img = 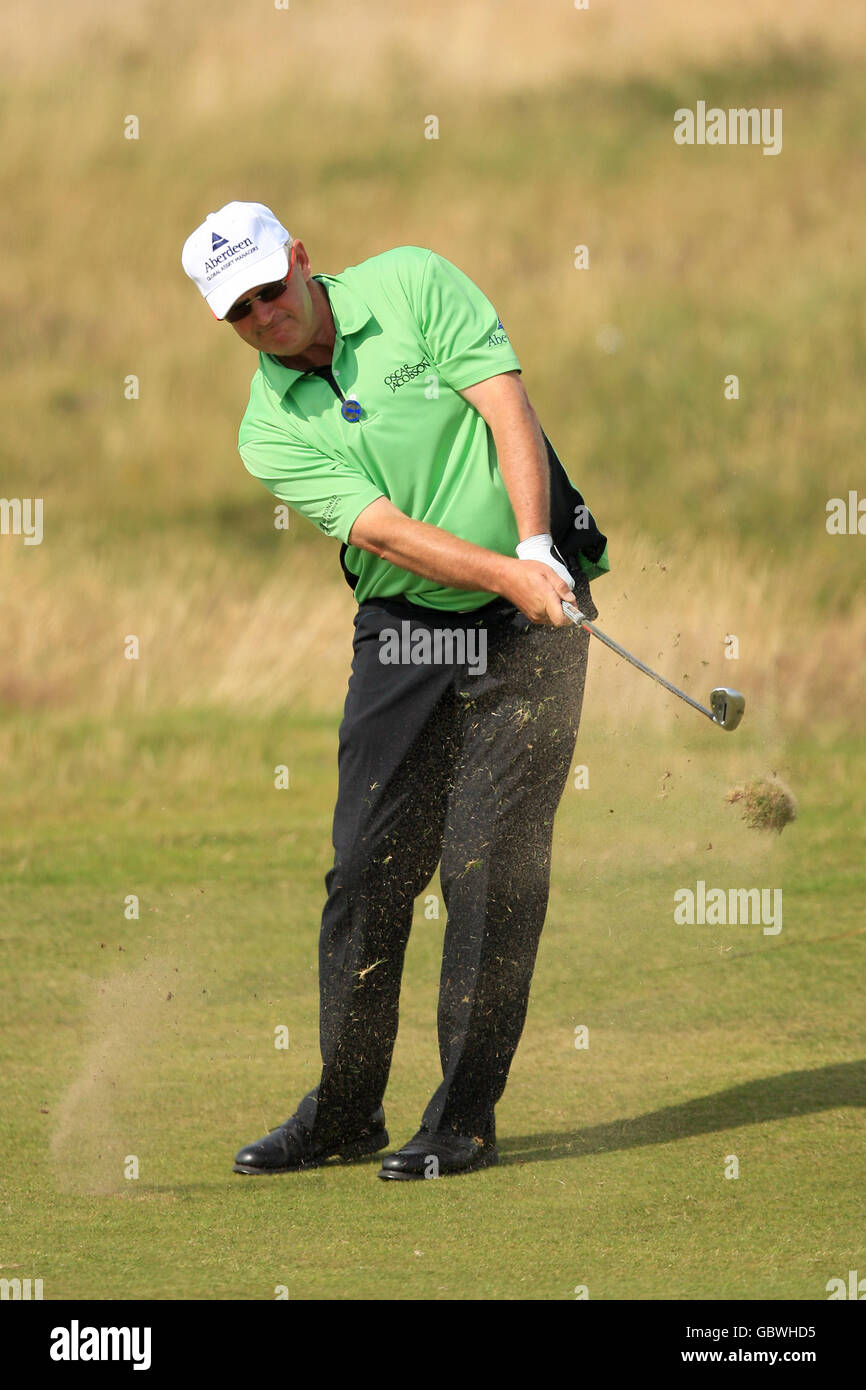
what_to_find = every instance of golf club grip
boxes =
[561,602,714,721]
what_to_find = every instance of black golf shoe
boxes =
[233,1105,388,1174]
[378,1127,498,1181]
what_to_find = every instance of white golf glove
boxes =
[515,532,575,589]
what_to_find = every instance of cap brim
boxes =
[207,244,290,320]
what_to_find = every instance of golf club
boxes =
[561,601,745,732]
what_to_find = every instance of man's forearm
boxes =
[349,500,512,597]
[348,492,575,624]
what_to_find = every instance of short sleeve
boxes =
[239,424,385,543]
[416,251,522,389]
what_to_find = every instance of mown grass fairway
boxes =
[2,709,862,1300]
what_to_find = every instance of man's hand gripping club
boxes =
[504,532,577,626]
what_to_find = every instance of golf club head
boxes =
[710,688,745,731]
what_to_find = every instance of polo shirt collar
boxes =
[259,273,373,395]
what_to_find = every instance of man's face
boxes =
[226,240,317,355]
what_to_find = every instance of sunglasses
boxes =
[223,243,296,322]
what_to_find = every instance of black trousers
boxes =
[299,577,597,1146]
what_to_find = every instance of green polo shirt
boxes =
[238,246,603,611]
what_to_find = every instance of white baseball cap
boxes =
[182,201,293,320]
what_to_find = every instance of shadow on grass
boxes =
[501,1059,866,1166]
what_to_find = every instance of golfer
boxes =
[182,201,609,1179]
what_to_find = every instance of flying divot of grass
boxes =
[725,774,798,833]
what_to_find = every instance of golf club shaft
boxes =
[561,602,715,723]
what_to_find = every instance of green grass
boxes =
[1,710,862,1300]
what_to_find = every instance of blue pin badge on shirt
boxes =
[341,399,362,422]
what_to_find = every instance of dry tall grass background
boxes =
[2,0,865,733]
[3,1,864,89]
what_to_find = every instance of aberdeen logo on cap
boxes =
[211,232,228,250]
[203,236,256,277]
